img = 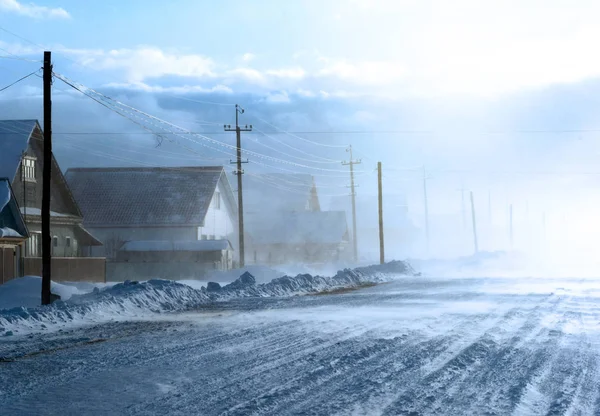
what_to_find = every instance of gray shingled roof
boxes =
[243,174,314,214]
[0,120,37,181]
[246,210,349,245]
[65,167,225,227]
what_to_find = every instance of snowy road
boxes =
[2,274,600,415]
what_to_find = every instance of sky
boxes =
[2,0,600,260]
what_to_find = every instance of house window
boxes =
[66,236,71,248]
[22,157,36,181]
[213,192,220,209]
[27,233,41,257]
[201,234,208,240]
[53,236,58,247]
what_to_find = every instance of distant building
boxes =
[244,174,320,214]
[243,173,351,265]
[328,193,419,259]
[0,178,29,284]
[0,120,105,283]
[65,166,238,281]
[246,210,350,265]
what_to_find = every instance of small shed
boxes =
[0,178,29,284]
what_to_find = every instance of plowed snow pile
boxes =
[0,261,414,334]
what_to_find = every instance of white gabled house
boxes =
[65,166,238,281]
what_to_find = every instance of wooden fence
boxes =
[23,257,106,283]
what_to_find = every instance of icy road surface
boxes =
[2,274,600,415]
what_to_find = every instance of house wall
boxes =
[25,223,80,257]
[88,226,198,259]
[197,182,235,240]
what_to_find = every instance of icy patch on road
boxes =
[0,261,414,335]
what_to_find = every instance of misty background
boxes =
[1,0,600,268]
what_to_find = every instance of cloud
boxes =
[317,59,406,87]
[242,53,255,62]
[264,91,290,103]
[265,68,306,79]
[69,47,215,82]
[0,0,70,19]
[103,82,233,95]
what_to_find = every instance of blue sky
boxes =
[3,0,600,257]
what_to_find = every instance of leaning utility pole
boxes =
[377,162,384,265]
[423,166,430,253]
[470,191,479,254]
[41,51,52,305]
[342,145,361,262]
[224,104,251,267]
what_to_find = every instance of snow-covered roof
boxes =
[0,119,37,181]
[120,239,232,252]
[20,207,77,218]
[65,167,228,227]
[244,174,316,214]
[0,227,23,238]
[246,210,349,245]
[0,178,28,240]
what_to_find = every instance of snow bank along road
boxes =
[1,273,600,415]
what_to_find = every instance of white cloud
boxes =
[265,68,305,79]
[317,58,406,87]
[242,53,255,62]
[265,91,290,103]
[104,82,233,94]
[0,0,70,19]
[66,47,215,82]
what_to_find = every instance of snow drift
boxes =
[0,261,414,335]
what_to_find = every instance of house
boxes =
[245,210,351,265]
[243,173,351,265]
[65,166,238,281]
[0,120,105,283]
[243,174,321,214]
[0,178,29,284]
[328,193,419,259]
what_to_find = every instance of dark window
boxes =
[66,236,71,248]
[53,236,58,247]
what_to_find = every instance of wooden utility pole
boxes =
[342,145,361,262]
[377,162,384,265]
[509,204,514,249]
[488,190,492,224]
[41,51,52,305]
[225,104,251,267]
[423,166,430,253]
[470,191,478,254]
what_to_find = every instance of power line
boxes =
[54,72,367,173]
[253,116,349,148]
[0,69,40,93]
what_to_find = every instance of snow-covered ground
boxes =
[0,261,412,335]
[1,258,599,414]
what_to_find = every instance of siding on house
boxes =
[197,182,235,241]
[87,226,199,259]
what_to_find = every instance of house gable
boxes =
[4,120,82,219]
